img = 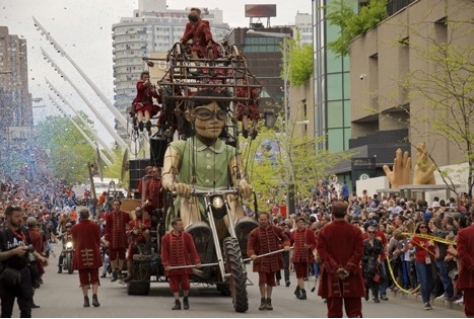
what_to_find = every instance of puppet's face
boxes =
[191,102,226,139]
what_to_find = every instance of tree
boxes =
[35,114,97,184]
[324,0,387,57]
[103,148,128,189]
[404,7,474,196]
[282,32,314,86]
[240,119,351,211]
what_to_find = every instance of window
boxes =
[327,74,343,100]
[328,101,343,128]
[328,128,344,152]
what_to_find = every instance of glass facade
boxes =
[312,0,352,152]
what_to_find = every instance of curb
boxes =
[387,290,464,312]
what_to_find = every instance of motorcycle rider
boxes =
[58,223,73,273]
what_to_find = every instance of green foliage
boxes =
[240,119,351,210]
[103,148,128,188]
[35,115,97,184]
[324,0,387,57]
[280,33,314,86]
[408,38,474,195]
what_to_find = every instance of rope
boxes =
[385,254,420,294]
[401,232,456,246]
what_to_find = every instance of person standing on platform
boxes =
[144,166,164,216]
[317,202,365,318]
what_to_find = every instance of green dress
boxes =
[166,137,239,226]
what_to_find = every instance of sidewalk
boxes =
[387,289,464,312]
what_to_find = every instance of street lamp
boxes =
[246,29,291,125]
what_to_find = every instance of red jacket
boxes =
[104,211,131,249]
[145,178,163,209]
[161,231,200,276]
[290,228,317,263]
[71,220,102,270]
[457,225,474,290]
[128,217,151,245]
[317,220,365,298]
[247,225,290,273]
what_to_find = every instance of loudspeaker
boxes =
[150,136,168,168]
[129,159,149,190]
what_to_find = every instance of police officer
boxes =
[0,205,48,317]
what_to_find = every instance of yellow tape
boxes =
[385,255,420,294]
[401,232,456,246]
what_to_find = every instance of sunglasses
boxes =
[194,109,227,120]
[419,226,427,229]
[367,231,375,234]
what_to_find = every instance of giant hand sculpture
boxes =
[383,148,411,189]
[413,142,436,185]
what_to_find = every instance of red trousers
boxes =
[258,271,276,286]
[294,262,308,279]
[326,297,362,318]
[464,288,474,317]
[78,268,100,287]
[168,274,190,293]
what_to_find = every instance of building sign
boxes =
[245,4,277,18]
[351,157,377,189]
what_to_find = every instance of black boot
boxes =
[145,121,152,134]
[258,297,267,311]
[138,121,144,132]
[111,270,118,282]
[57,267,62,274]
[294,287,301,298]
[298,289,307,300]
[83,296,90,308]
[266,298,273,311]
[172,299,181,310]
[92,294,100,307]
[183,296,189,310]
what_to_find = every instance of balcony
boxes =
[387,0,418,16]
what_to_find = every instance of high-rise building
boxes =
[295,12,312,45]
[0,26,33,128]
[312,1,352,159]
[112,0,230,139]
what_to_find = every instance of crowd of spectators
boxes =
[256,178,472,310]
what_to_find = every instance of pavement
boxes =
[387,288,464,312]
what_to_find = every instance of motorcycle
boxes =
[62,240,74,274]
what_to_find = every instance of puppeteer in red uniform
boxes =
[247,211,290,311]
[71,209,102,307]
[144,167,164,215]
[456,215,474,317]
[131,71,161,134]
[104,199,131,282]
[180,8,219,60]
[236,78,260,139]
[161,218,201,310]
[290,217,317,300]
[124,207,151,283]
[317,202,365,318]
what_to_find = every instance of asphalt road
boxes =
[20,244,464,318]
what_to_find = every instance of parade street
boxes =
[19,244,463,318]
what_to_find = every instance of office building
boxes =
[112,0,230,139]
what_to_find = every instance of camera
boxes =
[359,74,366,80]
[26,245,35,253]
